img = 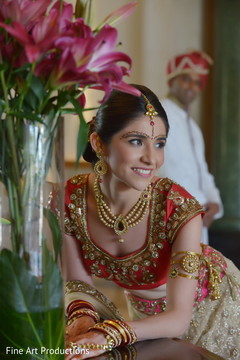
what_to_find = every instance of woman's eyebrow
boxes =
[154,135,167,141]
[120,131,150,139]
[120,131,167,140]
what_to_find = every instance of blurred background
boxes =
[64,0,240,307]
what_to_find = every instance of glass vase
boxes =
[0,115,65,359]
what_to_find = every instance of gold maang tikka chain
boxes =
[141,93,158,138]
[93,177,152,243]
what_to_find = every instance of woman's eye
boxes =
[155,141,166,148]
[129,139,142,146]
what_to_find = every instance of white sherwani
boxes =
[157,98,223,244]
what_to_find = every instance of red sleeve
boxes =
[163,180,204,243]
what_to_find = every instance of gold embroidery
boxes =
[65,280,124,321]
[167,190,185,205]
[125,291,167,315]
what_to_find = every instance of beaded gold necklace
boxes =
[93,178,152,243]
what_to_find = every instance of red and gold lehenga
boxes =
[64,174,240,360]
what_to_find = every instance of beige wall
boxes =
[64,0,203,162]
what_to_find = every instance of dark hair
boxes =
[83,84,169,164]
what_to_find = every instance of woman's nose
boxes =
[141,146,155,164]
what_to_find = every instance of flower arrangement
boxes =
[0,0,138,358]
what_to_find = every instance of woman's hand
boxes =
[65,330,109,360]
[65,316,96,344]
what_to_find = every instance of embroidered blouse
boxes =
[64,175,204,290]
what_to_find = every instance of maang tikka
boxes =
[141,93,158,137]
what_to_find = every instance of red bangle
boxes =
[68,309,100,324]
[67,300,96,317]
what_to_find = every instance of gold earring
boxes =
[94,149,107,177]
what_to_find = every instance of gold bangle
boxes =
[69,335,114,352]
[89,323,121,347]
[68,309,100,323]
[169,267,199,280]
[171,250,201,258]
[114,320,137,344]
[103,320,128,344]
[170,251,200,275]
[178,272,199,280]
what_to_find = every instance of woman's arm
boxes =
[127,214,202,341]
[63,233,94,285]
[64,234,97,340]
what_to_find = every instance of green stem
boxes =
[86,0,93,26]
[6,179,22,254]
[0,73,9,111]
[5,117,21,187]
[39,90,52,114]
[17,62,36,111]
[59,0,64,14]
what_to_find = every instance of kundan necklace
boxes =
[93,177,152,243]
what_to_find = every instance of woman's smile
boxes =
[132,167,153,178]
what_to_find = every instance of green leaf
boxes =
[75,0,87,18]
[0,217,11,224]
[75,0,93,25]
[29,75,45,103]
[0,248,64,359]
[0,62,8,72]
[66,94,89,163]
[8,110,43,122]
[43,208,62,262]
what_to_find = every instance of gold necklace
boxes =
[93,178,152,243]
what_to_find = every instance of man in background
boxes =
[158,50,223,244]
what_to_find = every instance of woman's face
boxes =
[102,115,167,190]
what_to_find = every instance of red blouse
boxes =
[65,175,203,290]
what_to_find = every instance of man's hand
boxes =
[203,203,220,228]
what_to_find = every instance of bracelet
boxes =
[89,323,122,347]
[69,334,114,352]
[103,320,128,344]
[112,320,137,345]
[171,250,201,257]
[67,300,96,317]
[169,267,199,280]
[67,309,100,325]
[103,320,137,346]
[178,272,199,280]
[88,320,137,348]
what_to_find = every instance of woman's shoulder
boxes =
[152,177,203,209]
[65,173,90,187]
[152,176,194,196]
[152,177,204,242]
[65,173,90,200]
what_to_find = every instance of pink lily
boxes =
[0,3,72,64]
[43,22,140,100]
[0,0,51,29]
[25,8,62,63]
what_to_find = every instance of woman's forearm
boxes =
[127,308,192,342]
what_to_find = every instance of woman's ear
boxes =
[90,132,102,153]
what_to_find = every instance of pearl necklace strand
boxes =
[93,177,152,243]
